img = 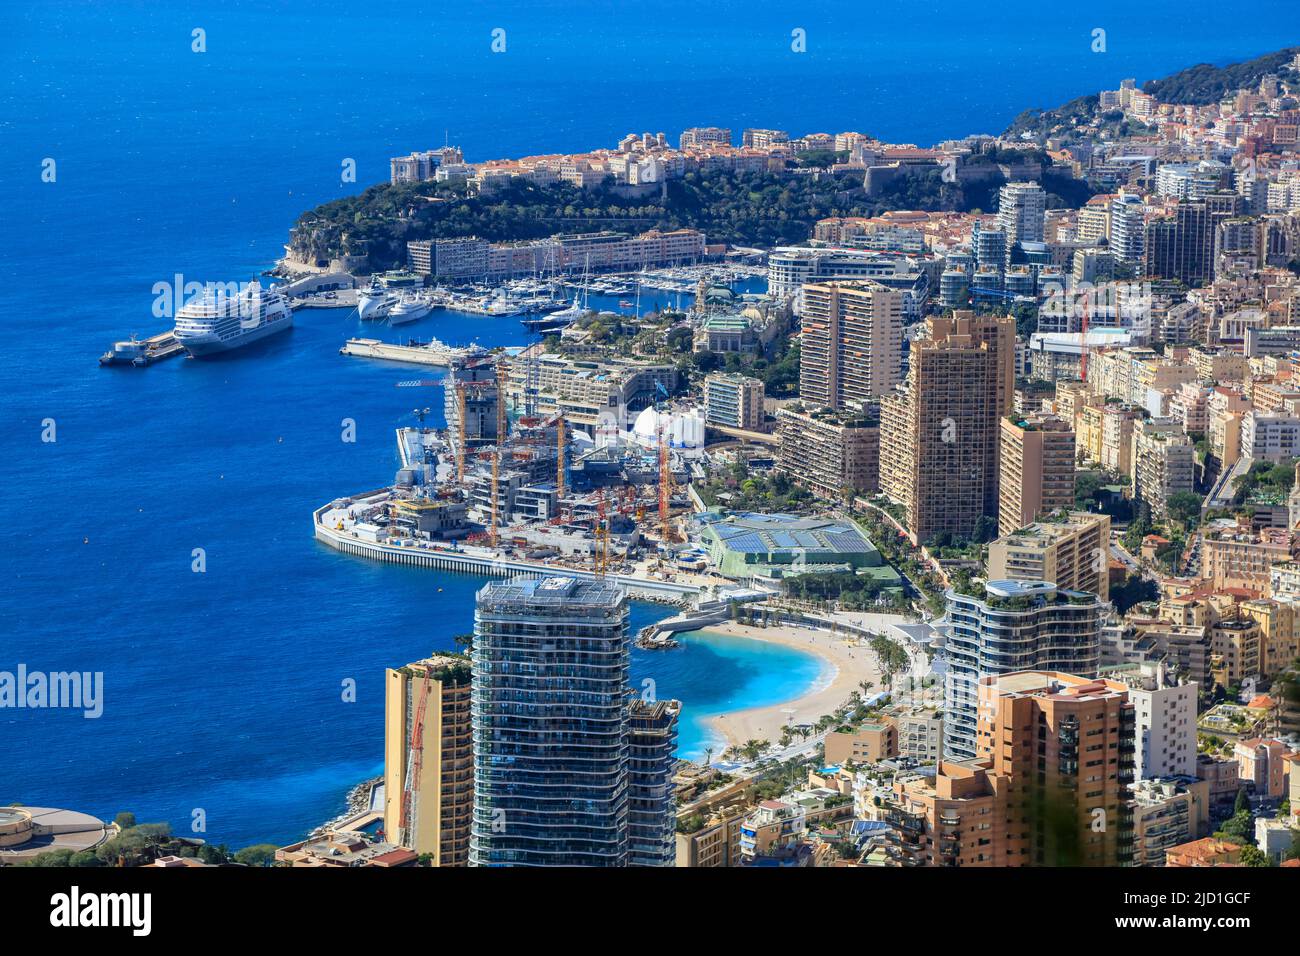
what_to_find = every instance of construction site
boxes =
[323,350,706,586]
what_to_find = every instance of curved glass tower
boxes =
[942,579,1103,760]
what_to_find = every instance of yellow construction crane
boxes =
[596,518,610,576]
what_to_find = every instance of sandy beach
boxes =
[702,620,886,752]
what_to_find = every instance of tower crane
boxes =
[397,670,433,849]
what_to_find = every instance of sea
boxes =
[2,0,1296,848]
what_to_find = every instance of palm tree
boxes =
[702,747,713,768]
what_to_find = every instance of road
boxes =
[1110,532,1160,584]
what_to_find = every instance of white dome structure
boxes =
[629,407,704,454]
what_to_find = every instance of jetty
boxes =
[340,337,477,368]
[635,601,732,648]
[313,493,702,606]
[99,330,185,367]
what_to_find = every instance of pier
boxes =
[99,330,185,367]
[340,338,458,367]
[312,496,701,605]
[635,602,732,648]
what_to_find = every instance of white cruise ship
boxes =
[173,281,292,357]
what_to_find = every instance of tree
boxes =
[1166,491,1203,528]
[113,812,137,830]
[1238,844,1273,867]
[1234,787,1251,816]
[1284,829,1300,863]
[233,844,279,867]
[971,514,998,544]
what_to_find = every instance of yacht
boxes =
[520,294,585,333]
[388,292,433,326]
[357,281,397,320]
[173,281,292,356]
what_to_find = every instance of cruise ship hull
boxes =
[178,315,293,357]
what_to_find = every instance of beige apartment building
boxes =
[1240,596,1300,677]
[798,280,903,411]
[1053,380,1090,433]
[703,373,765,430]
[1209,616,1263,687]
[1100,404,1142,474]
[1207,388,1251,466]
[895,710,944,763]
[775,401,880,500]
[880,760,1008,866]
[1130,418,1195,519]
[975,671,1135,867]
[825,719,898,765]
[1234,737,1290,800]
[1189,347,1250,385]
[987,511,1111,600]
[504,353,677,426]
[1200,526,1298,595]
[1129,777,1210,867]
[883,670,1136,867]
[383,656,473,866]
[1090,346,1196,408]
[675,807,745,867]
[998,413,1076,534]
[879,311,1015,544]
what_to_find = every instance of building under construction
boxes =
[380,350,695,576]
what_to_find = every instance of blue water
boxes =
[3,1,1297,848]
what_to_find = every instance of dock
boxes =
[312,494,702,606]
[99,330,186,367]
[340,337,481,368]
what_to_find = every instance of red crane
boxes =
[397,671,433,847]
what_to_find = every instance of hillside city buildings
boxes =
[62,55,1300,879]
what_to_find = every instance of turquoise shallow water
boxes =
[650,630,833,761]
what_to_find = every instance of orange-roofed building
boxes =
[1165,837,1243,867]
